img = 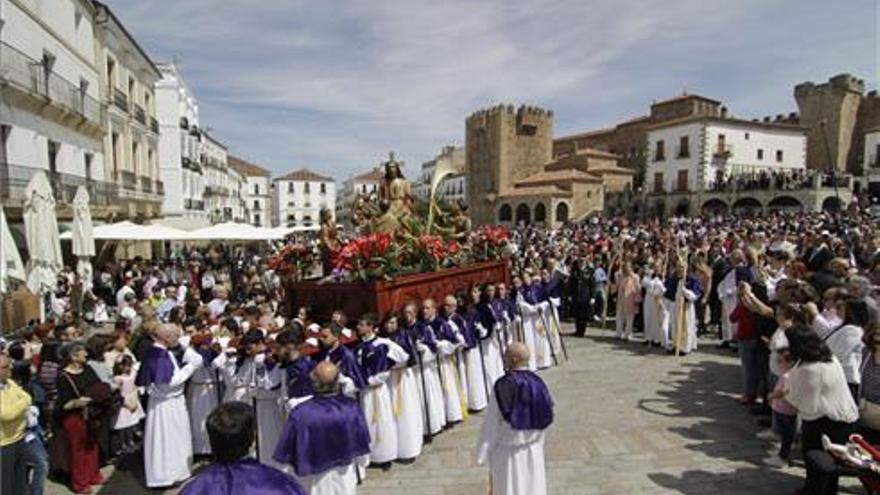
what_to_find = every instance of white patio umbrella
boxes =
[190,222,279,241]
[60,221,192,241]
[23,171,62,319]
[0,206,26,294]
[72,186,95,291]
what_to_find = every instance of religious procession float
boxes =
[269,152,513,320]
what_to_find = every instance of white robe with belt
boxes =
[450,318,487,412]
[641,276,666,345]
[478,322,506,388]
[416,344,447,435]
[390,362,424,459]
[144,346,203,488]
[360,337,408,464]
[436,338,466,423]
[516,295,541,371]
[475,387,548,495]
[185,362,220,455]
[214,353,285,470]
[668,285,700,354]
[718,269,738,342]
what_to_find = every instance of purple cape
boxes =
[273,395,371,477]
[180,458,306,495]
[389,328,417,367]
[135,345,175,387]
[451,312,476,349]
[427,317,456,343]
[319,346,366,390]
[356,337,393,377]
[284,356,315,398]
[663,275,704,302]
[493,370,554,431]
[405,321,437,354]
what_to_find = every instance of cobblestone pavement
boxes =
[47,325,862,494]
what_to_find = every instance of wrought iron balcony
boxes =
[156,180,164,195]
[112,88,128,113]
[140,176,152,193]
[150,117,159,134]
[133,104,146,125]
[0,41,104,126]
[115,170,137,191]
[0,162,117,207]
[713,144,734,159]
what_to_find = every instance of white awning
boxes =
[188,222,281,240]
[60,221,192,241]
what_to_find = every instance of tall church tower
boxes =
[465,104,553,225]
[795,74,865,173]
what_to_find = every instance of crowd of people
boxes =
[707,168,817,192]
[1,206,879,495]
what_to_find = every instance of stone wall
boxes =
[795,74,865,173]
[465,104,553,225]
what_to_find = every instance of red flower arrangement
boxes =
[267,243,316,280]
[331,233,401,281]
[471,225,511,261]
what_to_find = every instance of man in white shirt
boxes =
[116,273,135,310]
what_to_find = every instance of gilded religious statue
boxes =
[348,150,472,241]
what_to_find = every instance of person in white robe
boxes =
[185,334,221,456]
[513,276,540,371]
[666,262,704,355]
[213,329,285,469]
[447,293,487,413]
[137,323,204,488]
[424,298,467,423]
[476,343,554,495]
[355,315,409,467]
[402,303,446,437]
[718,251,744,346]
[383,313,425,461]
[641,264,668,347]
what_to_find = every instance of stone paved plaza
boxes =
[48,325,863,494]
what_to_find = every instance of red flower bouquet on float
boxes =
[267,242,316,281]
[471,225,511,261]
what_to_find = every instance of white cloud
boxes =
[110,0,874,179]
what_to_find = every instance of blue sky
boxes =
[109,0,877,181]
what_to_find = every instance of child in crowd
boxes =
[111,355,144,454]
[766,350,797,468]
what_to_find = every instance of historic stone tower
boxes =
[795,74,865,173]
[465,104,554,225]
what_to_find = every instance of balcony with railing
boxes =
[112,88,128,113]
[116,170,137,191]
[713,144,734,159]
[150,117,159,134]
[0,162,117,207]
[140,176,152,193]
[133,104,146,125]
[156,180,164,196]
[185,198,205,211]
[0,41,104,126]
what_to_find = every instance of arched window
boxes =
[515,203,530,224]
[555,202,569,222]
[499,204,512,222]
[534,203,546,223]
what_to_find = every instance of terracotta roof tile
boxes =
[228,155,271,177]
[274,168,334,182]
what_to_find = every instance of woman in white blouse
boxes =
[785,324,859,495]
[822,298,870,401]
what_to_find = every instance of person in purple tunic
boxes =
[317,326,366,397]
[425,298,466,423]
[401,302,446,437]
[273,361,371,494]
[476,342,554,495]
[276,330,315,399]
[180,402,305,495]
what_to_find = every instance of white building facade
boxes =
[0,0,112,220]
[862,128,880,201]
[93,1,163,221]
[337,168,381,229]
[272,169,335,228]
[201,132,231,223]
[155,62,207,228]
[229,155,272,227]
[646,117,807,193]
[415,145,466,204]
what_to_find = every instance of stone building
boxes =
[229,155,272,227]
[337,167,382,230]
[466,104,634,228]
[272,168,335,228]
[794,74,880,200]
[554,94,725,186]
